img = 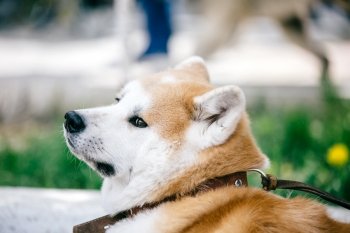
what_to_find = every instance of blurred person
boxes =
[137,0,173,60]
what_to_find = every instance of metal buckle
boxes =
[247,169,268,180]
[246,169,276,191]
[234,179,243,187]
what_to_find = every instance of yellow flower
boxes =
[327,143,349,167]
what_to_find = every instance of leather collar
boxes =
[74,169,350,232]
[73,171,248,233]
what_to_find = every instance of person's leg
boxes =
[138,0,172,59]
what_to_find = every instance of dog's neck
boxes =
[90,171,248,232]
[101,116,268,215]
[123,171,248,216]
[145,116,269,204]
[75,172,248,232]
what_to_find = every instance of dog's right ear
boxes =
[175,56,210,83]
[187,85,245,149]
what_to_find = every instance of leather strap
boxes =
[73,170,350,232]
[258,172,350,210]
[73,214,122,233]
[73,171,247,233]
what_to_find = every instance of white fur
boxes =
[65,81,152,179]
[106,208,163,233]
[64,79,200,215]
[261,155,271,169]
[63,58,249,231]
[186,85,245,149]
[102,136,198,214]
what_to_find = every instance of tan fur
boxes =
[149,115,267,202]
[65,56,349,232]
[106,59,350,232]
[139,60,349,232]
[157,187,349,233]
[197,0,312,56]
[142,64,212,141]
[196,0,331,79]
[142,81,208,141]
[137,62,267,202]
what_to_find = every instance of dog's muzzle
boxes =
[64,111,116,177]
[64,111,86,133]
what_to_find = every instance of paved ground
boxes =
[0,11,350,122]
[0,188,106,233]
[0,187,350,233]
[1,37,349,122]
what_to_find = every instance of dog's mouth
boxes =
[64,131,116,177]
[94,161,115,177]
[67,137,75,149]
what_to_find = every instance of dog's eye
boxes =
[115,97,120,103]
[129,116,148,128]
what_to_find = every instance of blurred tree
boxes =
[0,0,113,29]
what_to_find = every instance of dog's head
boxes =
[63,57,269,214]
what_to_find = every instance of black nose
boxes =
[64,111,86,133]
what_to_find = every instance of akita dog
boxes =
[195,0,349,79]
[64,57,350,233]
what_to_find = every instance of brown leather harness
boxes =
[73,170,350,233]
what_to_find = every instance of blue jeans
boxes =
[138,0,172,57]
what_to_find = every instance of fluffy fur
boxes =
[64,56,350,233]
[195,0,342,79]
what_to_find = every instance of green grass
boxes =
[248,94,350,202]
[0,85,349,203]
[0,126,102,189]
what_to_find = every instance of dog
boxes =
[64,57,350,233]
[194,0,350,80]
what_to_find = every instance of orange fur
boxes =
[157,187,349,233]
[141,65,212,141]
[143,81,211,141]
[149,115,267,202]
[138,59,349,232]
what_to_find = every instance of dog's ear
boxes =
[189,85,245,148]
[175,56,210,83]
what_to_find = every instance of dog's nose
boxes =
[64,111,86,133]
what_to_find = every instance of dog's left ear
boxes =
[189,85,245,148]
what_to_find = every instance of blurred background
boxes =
[0,0,350,232]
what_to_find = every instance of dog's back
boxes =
[157,187,349,233]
